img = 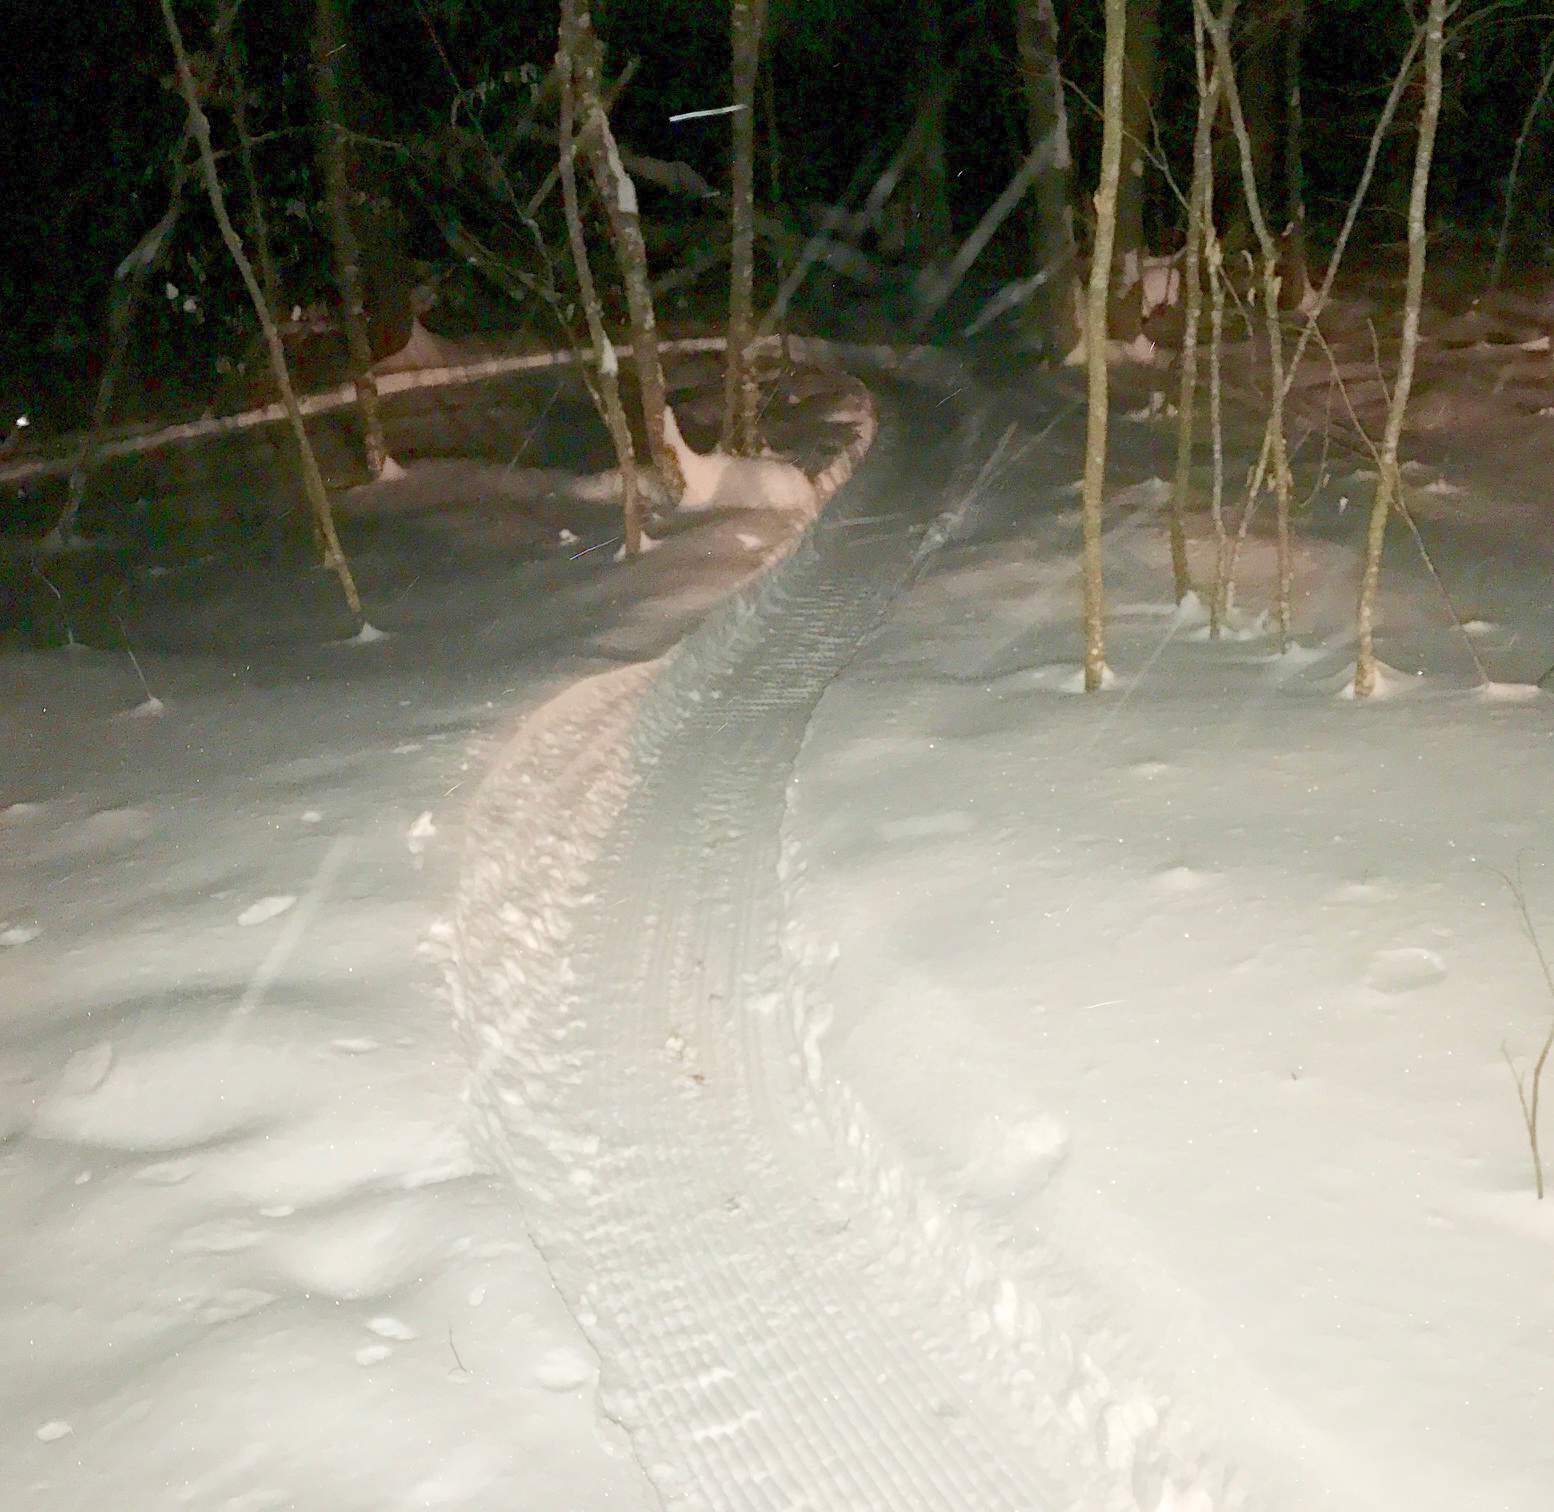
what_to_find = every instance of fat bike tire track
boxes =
[455,362,1177,1511]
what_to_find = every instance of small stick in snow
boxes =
[113,609,163,712]
[1498,864,1554,1200]
[31,561,79,650]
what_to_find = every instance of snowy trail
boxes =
[456,373,1041,1507]
[452,365,1226,1509]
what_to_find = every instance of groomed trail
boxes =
[451,353,1243,1512]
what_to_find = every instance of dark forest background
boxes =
[2,0,1551,431]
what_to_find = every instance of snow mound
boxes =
[664,406,818,517]
[1478,680,1541,703]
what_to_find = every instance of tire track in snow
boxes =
[453,358,1243,1510]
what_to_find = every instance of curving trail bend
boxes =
[451,354,1239,1512]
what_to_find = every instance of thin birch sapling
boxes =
[1280,0,1308,305]
[314,0,391,481]
[1500,866,1554,1200]
[1166,1,1233,605]
[723,0,767,456]
[1207,20,1423,638]
[1013,0,1079,359]
[44,2,246,550]
[158,0,365,624]
[413,6,596,363]
[915,126,1065,333]
[1197,0,1296,652]
[557,0,643,557]
[1206,226,1230,635]
[1114,0,1160,308]
[524,59,638,221]
[1079,0,1127,693]
[1489,43,1554,291]
[1301,320,1491,690]
[1353,0,1445,700]
[567,6,686,504]
[226,26,316,550]
[44,132,195,551]
[227,27,282,326]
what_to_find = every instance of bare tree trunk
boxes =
[523,59,637,221]
[1207,229,1230,634]
[313,0,388,480]
[906,0,953,262]
[759,43,792,360]
[1199,0,1295,650]
[1491,42,1554,290]
[1225,0,1284,255]
[1275,0,1309,307]
[227,26,312,557]
[1115,0,1160,299]
[916,131,1062,330]
[1280,27,1422,383]
[566,4,686,503]
[760,43,782,211]
[43,139,193,550]
[1014,0,1079,358]
[159,0,363,623]
[1355,0,1445,698]
[722,0,767,456]
[226,28,282,324]
[44,4,254,549]
[1082,0,1127,692]
[557,3,642,557]
[1167,4,1232,603]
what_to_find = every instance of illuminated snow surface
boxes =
[3,324,1553,1511]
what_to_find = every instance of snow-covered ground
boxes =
[1,640,659,1509]
[784,420,1554,1512]
[4,303,1554,1510]
[0,348,861,1510]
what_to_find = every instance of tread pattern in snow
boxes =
[453,360,1235,1512]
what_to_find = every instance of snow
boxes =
[781,342,1554,1508]
[0,647,658,1504]
[1139,254,1182,318]
[5,298,1554,1508]
[663,403,820,515]
[596,117,639,218]
[0,355,851,1506]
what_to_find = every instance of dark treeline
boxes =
[2,0,1551,422]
